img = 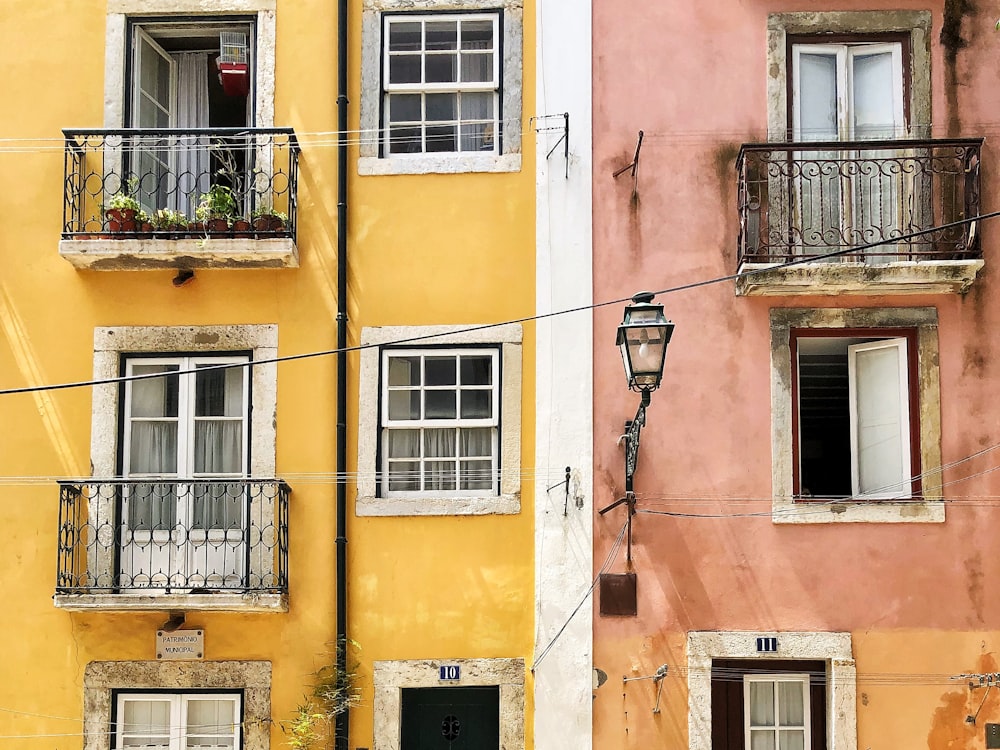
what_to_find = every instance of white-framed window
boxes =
[794,333,914,500]
[357,324,521,516]
[84,661,270,750]
[382,13,500,156]
[115,692,242,750]
[766,12,931,141]
[769,308,943,524]
[687,632,856,750]
[104,1,276,131]
[358,0,522,175]
[791,41,904,142]
[743,675,811,750]
[381,348,500,496]
[124,356,249,483]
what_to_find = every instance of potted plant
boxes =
[252,205,288,235]
[195,184,238,236]
[105,180,144,234]
[150,208,188,237]
[232,216,253,238]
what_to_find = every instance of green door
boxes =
[400,686,499,750]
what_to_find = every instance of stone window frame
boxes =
[687,632,856,750]
[84,660,270,750]
[769,308,943,524]
[372,658,525,750]
[357,324,522,516]
[104,0,277,130]
[358,0,523,175]
[767,11,931,141]
[92,325,278,478]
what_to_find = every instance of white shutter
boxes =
[848,44,904,140]
[792,45,845,141]
[848,338,912,498]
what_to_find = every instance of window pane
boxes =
[191,482,243,530]
[425,356,456,385]
[387,461,420,491]
[460,390,492,419]
[459,427,492,457]
[426,460,456,490]
[779,730,805,750]
[460,52,493,83]
[127,482,178,530]
[387,357,418,388]
[388,429,420,458]
[425,53,457,83]
[461,20,493,50]
[460,93,493,122]
[426,124,457,153]
[750,730,777,750]
[131,365,180,418]
[195,366,244,418]
[852,341,907,495]
[425,21,457,50]
[187,699,236,735]
[797,52,838,141]
[194,421,243,473]
[388,93,421,123]
[388,125,422,153]
[425,389,456,418]
[460,355,492,385]
[389,54,422,84]
[424,428,456,458]
[388,389,421,420]
[426,93,457,122]
[461,122,494,152]
[778,682,804,725]
[123,699,171,734]
[852,51,897,139]
[461,459,493,490]
[129,422,178,474]
[388,21,421,52]
[749,682,775,726]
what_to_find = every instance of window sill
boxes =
[736,259,984,296]
[358,153,521,176]
[58,237,299,270]
[356,492,520,517]
[772,497,945,524]
[53,591,288,612]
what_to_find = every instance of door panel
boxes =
[401,687,499,750]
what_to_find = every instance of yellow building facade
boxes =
[0,0,552,749]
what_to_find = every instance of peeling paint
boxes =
[929,654,1000,749]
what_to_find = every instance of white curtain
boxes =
[459,38,494,151]
[748,680,806,750]
[128,374,179,531]
[172,52,211,217]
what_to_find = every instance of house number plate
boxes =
[439,665,461,681]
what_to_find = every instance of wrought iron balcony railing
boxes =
[737,138,983,265]
[62,128,299,240]
[56,479,289,596]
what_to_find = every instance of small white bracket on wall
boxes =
[622,664,668,713]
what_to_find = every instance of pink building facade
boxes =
[592,3,1000,749]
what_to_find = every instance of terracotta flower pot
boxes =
[206,217,230,236]
[137,222,153,239]
[107,208,138,234]
[187,221,206,239]
[253,216,285,236]
[232,219,253,238]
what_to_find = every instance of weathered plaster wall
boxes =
[592,0,1000,748]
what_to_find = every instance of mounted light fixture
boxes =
[616,291,673,401]
[600,292,674,570]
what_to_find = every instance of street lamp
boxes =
[615,292,673,494]
[599,293,673,567]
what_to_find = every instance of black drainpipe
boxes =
[334,0,349,746]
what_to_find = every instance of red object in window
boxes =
[218,62,249,97]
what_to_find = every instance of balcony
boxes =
[54,479,289,612]
[60,128,300,270]
[736,138,984,296]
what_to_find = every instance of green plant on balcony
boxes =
[195,184,238,233]
[149,208,188,233]
[105,178,146,233]
[252,204,288,234]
